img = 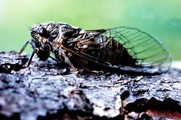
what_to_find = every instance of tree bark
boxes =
[0,51,181,120]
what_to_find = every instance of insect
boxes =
[19,22,171,75]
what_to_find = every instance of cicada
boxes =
[19,22,171,75]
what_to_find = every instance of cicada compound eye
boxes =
[38,27,49,38]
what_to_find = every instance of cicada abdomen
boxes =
[92,27,171,75]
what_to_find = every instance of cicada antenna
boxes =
[22,22,31,29]
[19,23,32,55]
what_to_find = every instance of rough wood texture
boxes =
[0,51,181,120]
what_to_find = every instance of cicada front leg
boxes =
[19,40,31,54]
[19,40,50,67]
[19,40,36,67]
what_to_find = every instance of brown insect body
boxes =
[62,33,137,70]
[19,22,171,75]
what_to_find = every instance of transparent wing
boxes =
[91,26,171,74]
[86,27,171,74]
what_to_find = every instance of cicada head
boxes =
[30,22,60,43]
[31,22,81,43]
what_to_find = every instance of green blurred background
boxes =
[0,0,180,60]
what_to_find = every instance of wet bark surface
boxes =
[0,51,181,120]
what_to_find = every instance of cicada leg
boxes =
[19,40,35,67]
[26,50,36,67]
[81,69,104,75]
[19,40,31,54]
[60,50,78,75]
[24,40,38,67]
[19,40,39,67]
